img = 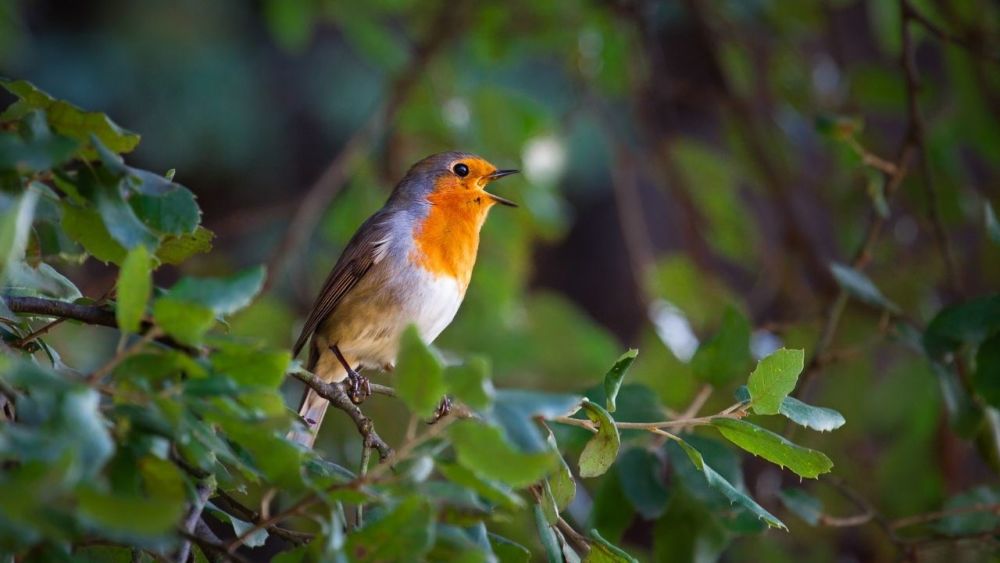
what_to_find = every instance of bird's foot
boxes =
[346,368,371,404]
[429,395,452,424]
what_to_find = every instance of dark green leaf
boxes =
[444,357,494,410]
[779,396,846,432]
[488,390,581,452]
[777,489,823,526]
[0,79,140,156]
[76,487,185,538]
[747,348,804,415]
[924,295,1000,359]
[130,187,200,235]
[589,468,633,543]
[437,463,524,511]
[616,448,668,519]
[974,333,1000,408]
[712,418,833,479]
[395,325,446,418]
[578,399,620,478]
[164,266,266,316]
[603,349,638,412]
[345,496,434,562]
[672,436,786,529]
[830,263,900,313]
[449,420,557,488]
[116,245,151,334]
[691,307,751,385]
[934,486,1000,536]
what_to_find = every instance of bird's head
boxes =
[398,151,519,209]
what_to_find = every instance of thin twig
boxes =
[891,503,1000,531]
[176,481,214,563]
[903,0,1000,63]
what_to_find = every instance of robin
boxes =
[290,152,518,447]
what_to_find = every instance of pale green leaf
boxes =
[578,399,620,478]
[603,349,638,413]
[779,396,846,432]
[747,348,804,415]
[395,325,446,418]
[116,245,152,334]
[712,418,833,479]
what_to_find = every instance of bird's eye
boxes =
[453,163,469,177]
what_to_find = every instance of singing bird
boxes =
[290,152,518,447]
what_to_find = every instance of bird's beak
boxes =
[485,169,519,207]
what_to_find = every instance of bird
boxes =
[289,151,518,447]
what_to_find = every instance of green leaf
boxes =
[489,390,582,452]
[61,202,126,264]
[777,488,823,526]
[165,266,266,316]
[533,504,561,563]
[672,437,786,529]
[986,202,1000,245]
[830,263,900,313]
[437,463,524,511]
[444,357,494,410]
[449,420,557,488]
[548,453,576,513]
[0,187,39,274]
[344,496,434,562]
[924,295,1000,359]
[539,479,560,525]
[80,167,159,251]
[130,187,201,235]
[615,448,668,519]
[116,245,152,334]
[76,487,185,538]
[934,486,1000,536]
[974,333,1000,408]
[585,529,638,562]
[0,79,140,156]
[578,399,621,478]
[157,226,214,265]
[691,306,751,385]
[488,533,531,563]
[152,298,215,346]
[747,348,805,415]
[209,507,269,548]
[712,418,833,479]
[210,346,291,389]
[589,467,633,542]
[778,396,846,432]
[395,325,446,418]
[603,349,638,413]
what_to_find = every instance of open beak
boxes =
[485,169,519,207]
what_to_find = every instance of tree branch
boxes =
[176,481,214,563]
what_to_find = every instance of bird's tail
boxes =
[288,344,349,448]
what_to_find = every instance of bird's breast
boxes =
[409,191,490,290]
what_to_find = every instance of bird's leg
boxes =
[429,395,452,424]
[330,344,370,404]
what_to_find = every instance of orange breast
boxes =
[410,190,490,289]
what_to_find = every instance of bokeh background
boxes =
[3,0,999,561]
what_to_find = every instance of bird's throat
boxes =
[410,191,491,289]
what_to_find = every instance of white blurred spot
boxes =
[521,136,567,187]
[649,299,699,362]
[894,215,918,245]
[442,97,470,129]
[811,54,841,100]
[751,330,783,360]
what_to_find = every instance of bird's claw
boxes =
[347,369,371,404]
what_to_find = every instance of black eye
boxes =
[453,163,469,177]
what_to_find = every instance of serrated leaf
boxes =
[449,420,557,488]
[778,396,846,432]
[0,79,140,156]
[672,437,786,529]
[747,348,804,415]
[691,307,751,385]
[777,489,823,526]
[578,399,620,478]
[157,226,214,265]
[395,325,446,418]
[116,245,152,334]
[829,263,900,313]
[712,418,833,479]
[165,266,265,316]
[603,349,637,413]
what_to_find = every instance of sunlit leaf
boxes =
[450,420,557,488]
[116,245,151,334]
[747,348,804,415]
[779,396,846,432]
[578,399,620,478]
[712,418,833,479]
[603,349,637,413]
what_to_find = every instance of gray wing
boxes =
[292,212,394,357]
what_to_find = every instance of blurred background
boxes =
[2,0,998,560]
